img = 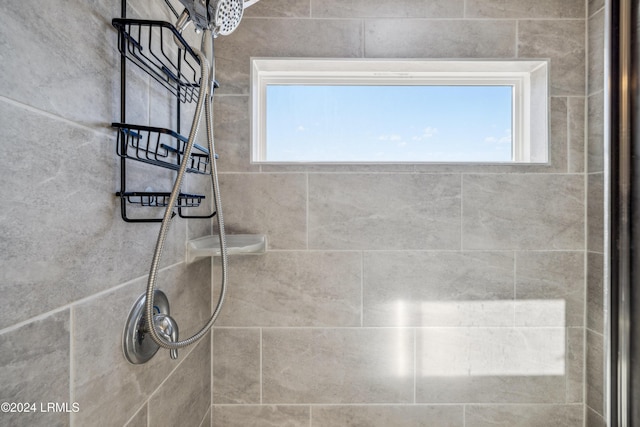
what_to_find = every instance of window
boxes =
[251,59,548,164]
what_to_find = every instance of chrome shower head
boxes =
[212,0,244,36]
[176,0,254,37]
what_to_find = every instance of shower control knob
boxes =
[154,313,180,360]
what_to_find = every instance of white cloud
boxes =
[485,129,512,145]
[296,125,306,132]
[378,134,402,141]
[413,127,438,141]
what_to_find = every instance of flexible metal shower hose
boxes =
[144,29,228,351]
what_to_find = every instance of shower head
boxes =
[175,0,257,36]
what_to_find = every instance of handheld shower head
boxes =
[175,0,251,37]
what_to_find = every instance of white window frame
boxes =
[251,58,548,164]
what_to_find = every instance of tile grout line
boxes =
[260,328,263,404]
[69,306,75,427]
[360,251,365,327]
[460,174,464,251]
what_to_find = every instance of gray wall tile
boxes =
[589,11,605,95]
[569,97,586,173]
[244,0,311,17]
[465,404,584,426]
[148,334,211,427]
[588,91,605,173]
[215,252,361,327]
[588,173,605,253]
[214,18,363,94]
[309,174,461,250]
[217,173,307,249]
[0,100,185,330]
[462,174,585,250]
[466,0,585,18]
[587,252,605,334]
[72,262,210,427]
[589,0,606,17]
[124,404,147,427]
[550,97,569,172]
[213,95,260,172]
[263,328,414,403]
[212,405,310,427]
[312,0,464,18]
[586,406,607,427]
[0,311,70,427]
[0,0,119,125]
[212,328,261,403]
[363,251,514,327]
[567,327,585,403]
[365,20,516,58]
[587,330,605,415]
[312,405,464,427]
[515,251,584,327]
[416,327,567,403]
[518,20,586,96]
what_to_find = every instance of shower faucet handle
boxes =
[154,313,180,360]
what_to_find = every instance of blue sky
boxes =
[265,85,513,162]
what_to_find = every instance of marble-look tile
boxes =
[0,101,185,329]
[212,405,310,427]
[199,406,211,427]
[124,404,147,427]
[466,0,584,18]
[263,328,414,403]
[588,91,605,173]
[589,11,605,95]
[550,97,569,173]
[587,330,605,415]
[365,20,516,58]
[312,405,464,427]
[217,173,307,249]
[213,328,261,403]
[0,311,69,427]
[416,327,565,378]
[214,252,361,327]
[586,406,607,427]
[589,0,606,17]
[587,252,605,334]
[214,18,362,94]
[213,95,260,172]
[312,0,463,18]
[588,173,605,253]
[465,404,583,426]
[417,375,566,404]
[363,251,514,327]
[567,328,585,403]
[309,174,461,250]
[515,251,584,327]
[568,97,586,173]
[462,174,585,250]
[148,334,211,427]
[0,0,119,125]
[72,261,210,427]
[518,20,586,96]
[244,0,310,17]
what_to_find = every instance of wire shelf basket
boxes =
[117,191,205,208]
[112,18,201,103]
[113,123,210,174]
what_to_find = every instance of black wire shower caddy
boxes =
[112,3,216,222]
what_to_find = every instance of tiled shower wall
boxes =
[586,0,607,426]
[212,0,589,426]
[0,0,213,426]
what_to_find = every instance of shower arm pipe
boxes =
[144,28,228,351]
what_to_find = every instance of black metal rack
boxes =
[113,2,216,222]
